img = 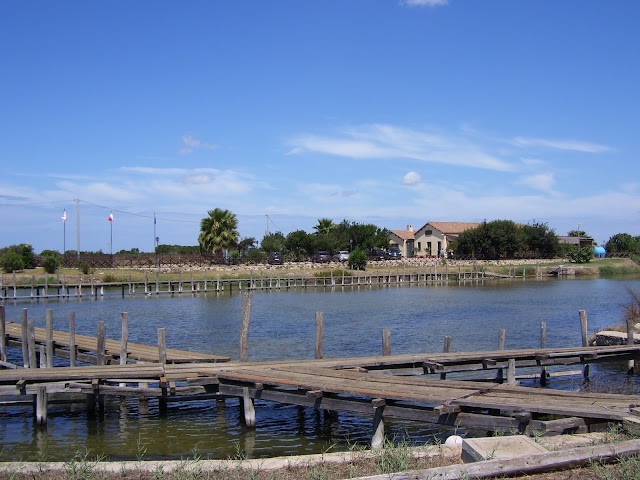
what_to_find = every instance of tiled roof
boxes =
[424,222,481,234]
[391,230,415,241]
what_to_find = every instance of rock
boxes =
[594,330,640,346]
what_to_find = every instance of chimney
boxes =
[407,224,413,232]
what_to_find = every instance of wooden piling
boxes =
[45,309,54,368]
[21,308,29,368]
[120,312,128,366]
[36,386,47,425]
[540,322,547,386]
[0,305,5,362]
[315,312,324,359]
[371,398,386,449]
[382,329,391,356]
[69,312,76,367]
[158,328,167,365]
[440,335,452,380]
[239,292,252,362]
[97,322,106,366]
[242,386,256,427]
[579,310,589,380]
[627,317,637,373]
[497,329,505,383]
[27,319,37,368]
[507,358,516,384]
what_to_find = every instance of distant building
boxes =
[412,222,481,257]
[389,225,415,257]
[557,236,595,248]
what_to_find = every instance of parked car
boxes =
[268,252,284,265]
[368,249,388,261]
[387,247,402,259]
[312,251,332,263]
[333,251,349,262]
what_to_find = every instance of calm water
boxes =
[1,276,639,461]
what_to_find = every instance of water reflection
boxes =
[1,277,639,461]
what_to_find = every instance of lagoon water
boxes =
[1,276,639,461]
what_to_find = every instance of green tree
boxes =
[348,248,367,270]
[566,245,593,263]
[0,251,25,273]
[198,208,240,254]
[605,233,640,254]
[522,221,559,258]
[313,218,336,235]
[457,220,526,259]
[260,232,286,253]
[40,250,60,274]
[285,230,314,259]
[237,237,257,255]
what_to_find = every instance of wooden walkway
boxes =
[2,345,640,440]
[1,320,229,365]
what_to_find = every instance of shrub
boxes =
[41,252,60,274]
[348,248,367,270]
[78,262,90,275]
[0,251,25,273]
[566,245,592,263]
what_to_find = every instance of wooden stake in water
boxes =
[97,322,106,366]
[45,309,54,368]
[315,312,324,359]
[69,312,76,367]
[0,305,6,362]
[579,310,589,380]
[239,292,252,362]
[441,335,451,380]
[21,308,29,368]
[158,328,167,365]
[382,329,391,356]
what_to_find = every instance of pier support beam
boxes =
[579,310,589,380]
[36,386,47,425]
[241,387,256,428]
[371,398,386,449]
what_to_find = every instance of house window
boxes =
[417,242,421,252]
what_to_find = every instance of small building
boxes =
[413,222,481,257]
[557,236,595,248]
[389,225,415,257]
[593,246,606,258]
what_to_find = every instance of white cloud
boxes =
[179,135,219,155]
[401,0,448,7]
[403,171,422,185]
[513,136,611,153]
[288,124,515,172]
[516,173,556,193]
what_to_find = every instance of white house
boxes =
[389,225,415,257]
[412,222,480,257]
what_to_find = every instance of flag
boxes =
[62,210,67,222]
[108,213,113,222]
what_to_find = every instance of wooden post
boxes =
[507,358,516,385]
[371,398,386,449]
[382,329,391,356]
[441,335,452,380]
[242,386,256,428]
[27,319,37,368]
[158,327,167,365]
[45,309,54,368]
[69,312,76,367]
[579,310,589,380]
[239,292,252,362]
[120,312,128,365]
[0,305,5,362]
[627,317,637,373]
[36,386,47,425]
[97,321,106,366]
[497,329,505,383]
[540,322,547,386]
[315,312,324,359]
[21,308,29,368]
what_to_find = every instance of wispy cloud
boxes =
[288,124,515,172]
[401,0,449,7]
[179,135,219,155]
[516,173,556,194]
[512,136,611,153]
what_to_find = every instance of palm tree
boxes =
[313,218,335,235]
[198,208,240,255]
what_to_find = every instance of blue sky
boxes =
[1,0,638,253]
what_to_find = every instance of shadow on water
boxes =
[1,276,639,461]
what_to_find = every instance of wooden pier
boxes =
[2,301,640,448]
[0,265,495,301]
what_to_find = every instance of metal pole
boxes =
[76,199,80,258]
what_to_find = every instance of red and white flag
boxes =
[108,213,113,222]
